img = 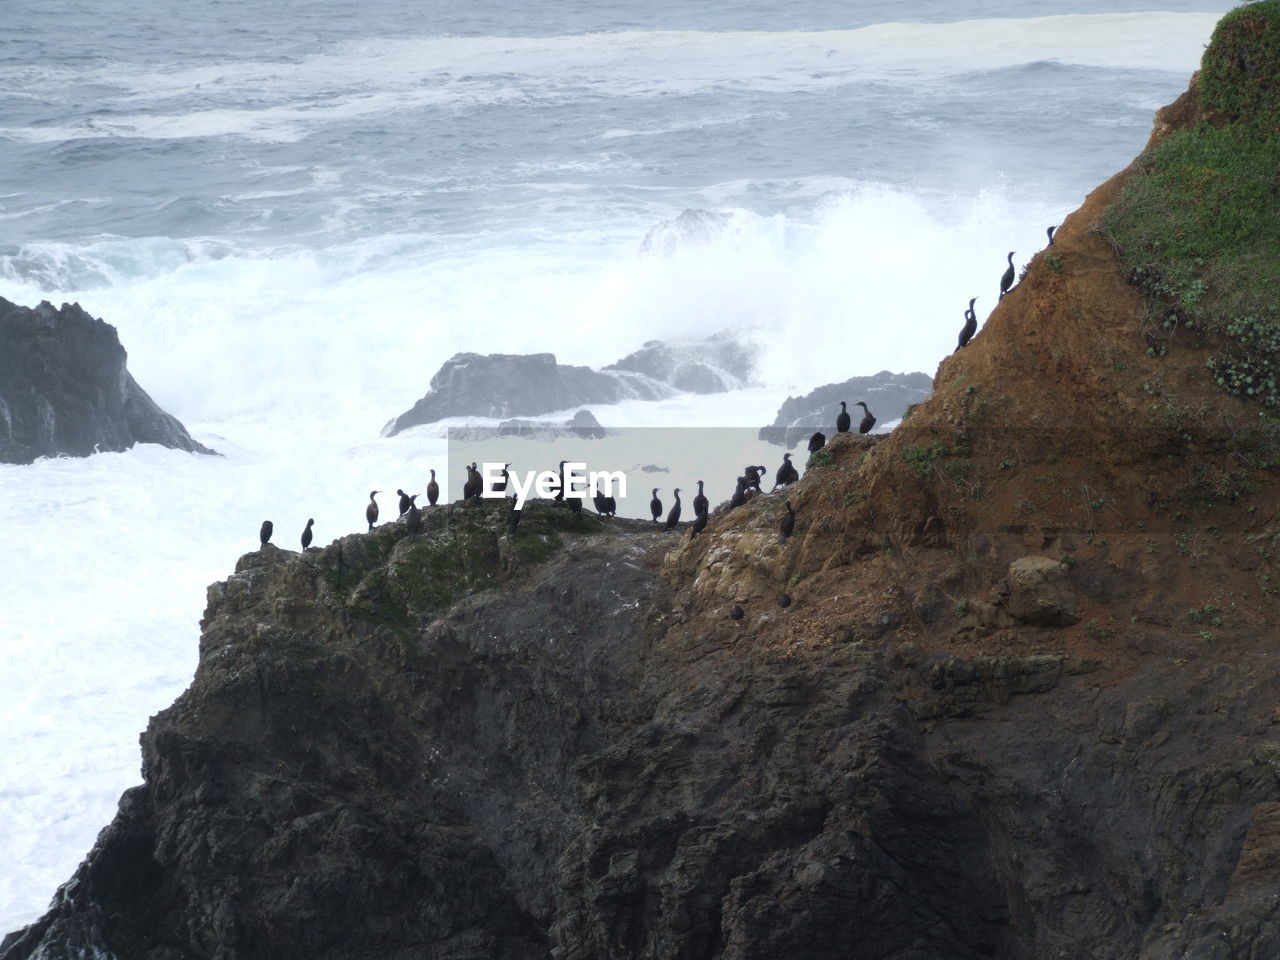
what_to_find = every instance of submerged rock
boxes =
[0,298,215,463]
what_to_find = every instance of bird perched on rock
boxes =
[426,469,440,506]
[405,502,422,537]
[553,460,566,501]
[999,251,1016,299]
[259,520,273,547]
[956,297,978,351]
[665,488,682,531]
[780,501,795,540]
[836,400,851,434]
[855,401,876,434]
[729,476,748,509]
[779,592,792,609]
[690,510,708,539]
[397,489,413,516]
[730,604,744,621]
[506,498,521,537]
[650,488,662,523]
[365,491,379,531]
[808,432,826,454]
[774,453,799,489]
[301,518,314,550]
[1046,225,1056,246]
[692,480,708,519]
[463,463,482,501]
[494,464,510,495]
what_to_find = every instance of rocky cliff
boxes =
[8,9,1280,959]
[0,298,215,463]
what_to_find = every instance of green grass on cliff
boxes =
[1098,0,1280,408]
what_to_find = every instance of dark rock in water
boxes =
[638,208,732,256]
[0,298,215,464]
[382,352,670,436]
[759,370,933,449]
[606,332,756,395]
[487,409,607,441]
[384,333,758,436]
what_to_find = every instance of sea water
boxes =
[0,0,1234,932]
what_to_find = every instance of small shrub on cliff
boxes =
[1199,0,1280,128]
[1099,3,1280,412]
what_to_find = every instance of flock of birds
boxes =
[254,399,878,553]
[256,240,1052,557]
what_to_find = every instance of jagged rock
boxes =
[382,352,670,436]
[384,333,758,436]
[638,208,732,256]
[1006,556,1080,627]
[0,298,215,463]
[606,332,756,394]
[758,371,933,448]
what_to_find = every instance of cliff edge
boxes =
[7,6,1280,958]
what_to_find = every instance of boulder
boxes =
[0,298,215,464]
[1006,556,1081,627]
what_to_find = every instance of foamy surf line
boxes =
[0,13,1220,144]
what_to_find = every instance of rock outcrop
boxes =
[383,333,758,437]
[10,11,1280,960]
[382,352,671,436]
[0,298,215,463]
[758,370,933,448]
[606,332,755,395]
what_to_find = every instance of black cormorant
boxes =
[774,453,799,489]
[779,592,792,609]
[956,297,978,351]
[729,476,747,509]
[1047,225,1056,246]
[999,251,1016,299]
[427,469,440,506]
[301,518,314,550]
[495,464,509,494]
[463,463,482,501]
[730,604,744,621]
[506,498,521,537]
[690,510,708,539]
[650,488,662,522]
[406,502,422,537]
[692,480,708,518]
[836,400,851,434]
[259,520,273,547]
[602,494,616,516]
[554,460,566,501]
[397,489,412,516]
[808,431,826,454]
[780,501,795,540]
[366,491,379,531]
[856,401,876,434]
[665,488,682,531]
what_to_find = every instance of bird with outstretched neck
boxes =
[956,297,978,351]
[855,401,876,434]
[664,488,682,531]
[999,251,1016,299]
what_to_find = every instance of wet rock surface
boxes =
[758,371,933,448]
[0,298,215,463]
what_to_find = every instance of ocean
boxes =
[0,0,1234,933]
